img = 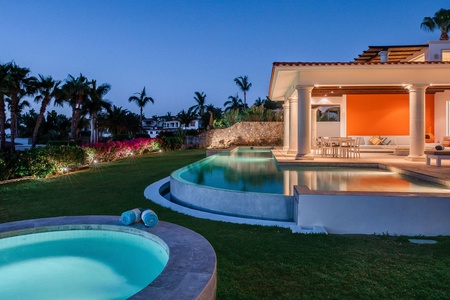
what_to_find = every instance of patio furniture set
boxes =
[316,137,361,158]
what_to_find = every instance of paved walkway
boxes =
[272,148,450,186]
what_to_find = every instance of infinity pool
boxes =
[0,229,168,300]
[175,149,450,194]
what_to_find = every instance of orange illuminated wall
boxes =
[346,94,434,136]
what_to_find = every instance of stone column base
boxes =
[405,155,426,162]
[295,154,315,160]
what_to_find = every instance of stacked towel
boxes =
[120,208,143,225]
[141,209,159,228]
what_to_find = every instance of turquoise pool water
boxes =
[177,149,450,194]
[0,229,169,300]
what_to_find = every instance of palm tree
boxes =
[6,97,31,139]
[177,107,197,128]
[205,104,223,128]
[0,62,11,150]
[100,105,140,136]
[128,87,154,132]
[421,8,450,40]
[19,109,38,138]
[234,76,252,107]
[190,91,206,117]
[32,75,61,147]
[6,63,36,151]
[62,74,91,140]
[45,110,70,140]
[254,97,264,106]
[164,112,172,121]
[224,94,244,112]
[84,80,112,143]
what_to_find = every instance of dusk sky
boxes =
[1,0,448,118]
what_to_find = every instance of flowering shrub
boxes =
[83,138,161,164]
[15,145,86,178]
[0,138,162,181]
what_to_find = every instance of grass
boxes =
[1,149,449,299]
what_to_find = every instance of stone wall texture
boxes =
[199,122,283,149]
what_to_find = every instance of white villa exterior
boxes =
[143,117,202,138]
[269,40,450,160]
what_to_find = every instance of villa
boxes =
[143,116,202,138]
[269,40,450,160]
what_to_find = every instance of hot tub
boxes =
[0,216,216,299]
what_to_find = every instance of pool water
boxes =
[0,229,169,300]
[177,149,450,194]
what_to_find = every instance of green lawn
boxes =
[1,149,449,299]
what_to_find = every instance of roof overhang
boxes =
[268,62,450,101]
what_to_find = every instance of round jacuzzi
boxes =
[0,216,216,299]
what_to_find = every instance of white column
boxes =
[296,85,314,160]
[287,96,298,154]
[311,108,318,151]
[406,84,427,161]
[283,98,290,151]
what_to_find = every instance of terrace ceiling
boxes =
[311,85,449,97]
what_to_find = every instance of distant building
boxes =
[143,116,202,138]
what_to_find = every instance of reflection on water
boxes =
[178,149,450,195]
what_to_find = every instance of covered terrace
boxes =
[269,60,450,161]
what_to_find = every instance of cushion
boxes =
[369,136,382,145]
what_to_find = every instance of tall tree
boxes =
[177,107,196,128]
[421,8,450,40]
[205,104,222,127]
[6,97,31,140]
[32,75,61,147]
[100,105,140,136]
[234,76,252,107]
[190,91,206,117]
[84,80,111,143]
[254,97,264,106]
[128,87,154,132]
[0,62,11,150]
[62,74,91,140]
[7,63,36,151]
[224,94,244,112]
[19,109,38,138]
[45,110,70,140]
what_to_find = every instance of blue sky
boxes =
[1,0,448,117]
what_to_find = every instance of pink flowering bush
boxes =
[83,138,162,164]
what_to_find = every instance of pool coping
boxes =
[0,216,217,300]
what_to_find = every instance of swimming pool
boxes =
[174,148,450,194]
[0,216,217,299]
[168,148,450,226]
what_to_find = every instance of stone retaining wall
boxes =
[198,122,283,149]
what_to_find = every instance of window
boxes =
[443,50,450,62]
[316,106,340,122]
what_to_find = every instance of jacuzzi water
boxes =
[175,149,450,194]
[0,229,169,300]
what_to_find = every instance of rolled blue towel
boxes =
[435,145,445,150]
[142,209,159,228]
[120,208,143,225]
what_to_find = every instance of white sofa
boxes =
[348,136,437,154]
